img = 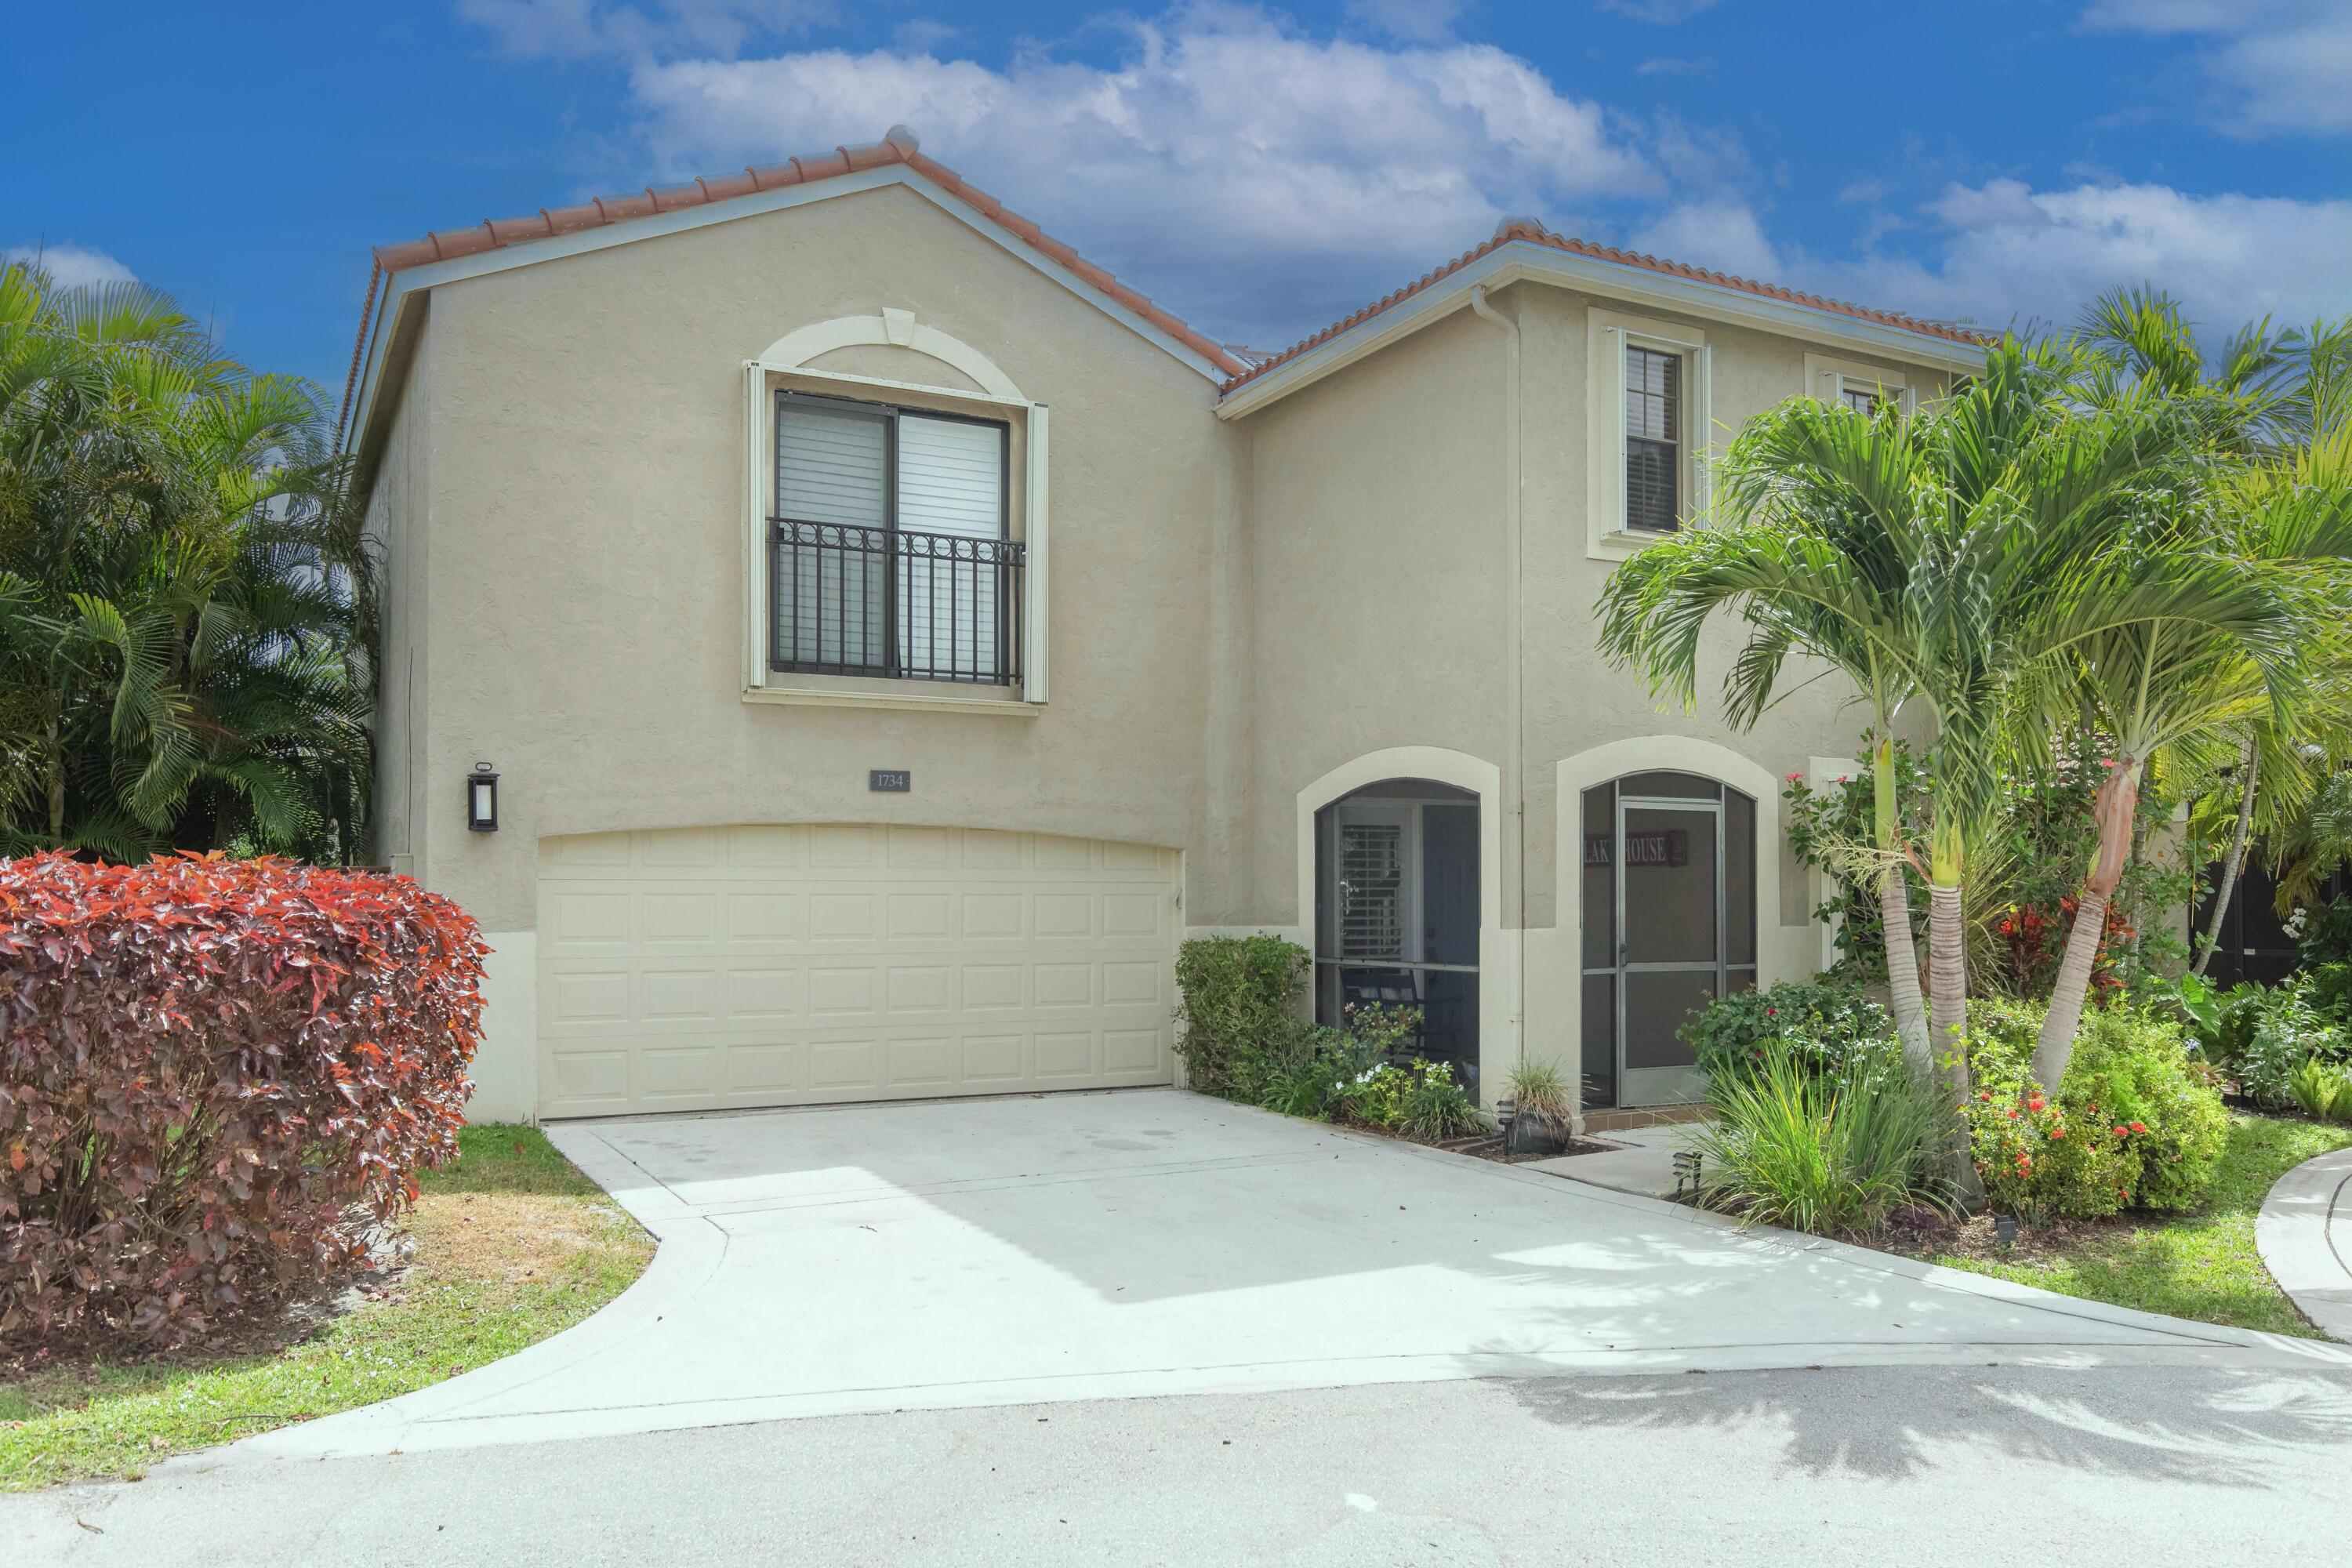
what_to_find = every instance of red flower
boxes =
[2129,1121,2147,1134]
[2006,1109,2020,1120]
[2113,1125,2129,1138]
[1979,1091,1994,1102]
[2027,1096,2045,1112]
[2049,1127,2066,1141]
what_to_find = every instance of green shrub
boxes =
[1685,1040,1954,1236]
[1966,999,2230,1220]
[1399,1062,1488,1142]
[2301,962,2352,1022]
[2155,971,2266,1059]
[1685,979,1899,1092]
[2288,1057,2352,1123]
[1174,935,1312,1100]
[2230,990,2347,1109]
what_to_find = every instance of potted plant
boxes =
[1503,1058,1577,1156]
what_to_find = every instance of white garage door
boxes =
[535,825,1179,1118]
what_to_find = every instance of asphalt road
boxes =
[10,1363,2352,1566]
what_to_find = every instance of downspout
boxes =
[1468,282,1526,1105]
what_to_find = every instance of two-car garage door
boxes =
[536,825,1178,1119]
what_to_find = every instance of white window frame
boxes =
[1801,351,1918,419]
[1586,307,1711,562]
[740,314,1049,713]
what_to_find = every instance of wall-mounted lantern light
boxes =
[466,763,500,832]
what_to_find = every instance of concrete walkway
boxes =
[220,1090,2350,1465]
[1530,1123,1703,1199]
[2258,1143,2352,1341]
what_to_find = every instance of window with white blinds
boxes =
[775,401,890,670]
[897,414,1005,680]
[1338,821,1407,960]
[1624,343,1682,535]
[771,394,1009,681]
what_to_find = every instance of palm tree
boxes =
[0,258,372,862]
[1602,339,2274,1193]
[1597,396,1933,1072]
[2031,294,2352,1083]
[2190,318,2352,975]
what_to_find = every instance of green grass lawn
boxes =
[1905,1111,2352,1338]
[0,1126,652,1491]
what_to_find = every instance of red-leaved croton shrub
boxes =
[0,852,486,1343]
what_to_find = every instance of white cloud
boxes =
[2082,0,2352,136]
[458,0,833,60]
[623,6,1657,343]
[3,241,136,289]
[1804,179,2352,335]
[1626,199,1781,279]
[463,2,2350,352]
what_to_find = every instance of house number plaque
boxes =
[869,770,913,793]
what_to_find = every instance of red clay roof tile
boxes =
[345,131,1987,442]
[343,129,1247,437]
[1220,220,1990,394]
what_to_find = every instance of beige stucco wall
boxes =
[367,312,432,882]
[370,185,1250,1118]
[361,180,1971,1120]
[1238,278,1947,1098]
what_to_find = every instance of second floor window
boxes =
[1624,343,1683,534]
[771,393,1020,684]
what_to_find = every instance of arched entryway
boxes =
[1577,770,1758,1109]
[1312,778,1483,1094]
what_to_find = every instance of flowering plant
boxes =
[1965,996,2227,1221]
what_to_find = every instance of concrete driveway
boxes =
[235,1087,2351,1463]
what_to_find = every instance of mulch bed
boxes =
[1438,1132,1618,1163]
[1876,1204,2115,1262]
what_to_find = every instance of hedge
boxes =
[0,852,486,1342]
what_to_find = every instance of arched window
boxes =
[1578,771,1755,1110]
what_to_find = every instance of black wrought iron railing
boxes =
[769,519,1025,686]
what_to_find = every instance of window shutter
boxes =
[897,415,1006,681]
[777,403,887,527]
[775,401,888,672]
[896,416,1002,538]
[1689,343,1712,523]
[1023,405,1051,705]
[1603,326,1628,530]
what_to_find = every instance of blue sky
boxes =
[10,2,2352,396]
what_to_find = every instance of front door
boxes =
[1581,773,1758,1109]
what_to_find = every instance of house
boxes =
[341,127,1984,1127]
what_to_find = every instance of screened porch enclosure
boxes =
[1580,771,1757,1110]
[1313,779,1481,1097]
